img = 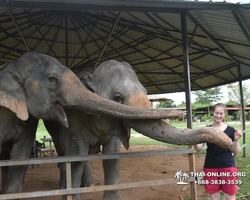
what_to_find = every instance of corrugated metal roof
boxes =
[0,0,249,94]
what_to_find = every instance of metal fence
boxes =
[0,148,195,200]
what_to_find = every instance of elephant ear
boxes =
[0,61,29,121]
[79,72,98,93]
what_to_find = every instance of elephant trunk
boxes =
[61,71,183,119]
[123,119,232,149]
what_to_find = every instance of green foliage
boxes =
[37,120,47,133]
[192,87,223,105]
[224,114,234,121]
[228,83,250,107]
[177,101,186,107]
[246,111,250,120]
[155,100,176,109]
[191,102,205,109]
[203,114,211,121]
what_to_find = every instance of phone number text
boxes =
[197,180,242,185]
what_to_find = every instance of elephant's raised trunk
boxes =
[123,119,232,149]
[61,71,183,119]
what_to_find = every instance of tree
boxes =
[155,100,176,109]
[227,83,250,107]
[192,87,223,117]
[227,83,250,120]
[192,87,223,105]
[177,101,186,108]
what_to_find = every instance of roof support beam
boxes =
[1,12,56,60]
[24,9,58,58]
[192,62,237,81]
[187,11,238,64]
[131,49,217,66]
[69,12,103,67]
[232,10,250,45]
[69,12,117,67]
[48,13,64,56]
[144,12,183,49]
[8,8,30,51]
[188,25,198,47]
[0,43,24,54]
[0,23,23,44]
[2,1,239,12]
[94,12,121,68]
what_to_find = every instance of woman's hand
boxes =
[232,129,242,155]
[234,130,242,141]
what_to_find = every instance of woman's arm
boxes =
[194,143,205,153]
[231,129,242,155]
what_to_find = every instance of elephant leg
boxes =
[80,161,94,187]
[0,147,11,194]
[1,166,9,194]
[102,137,123,200]
[61,143,89,200]
[60,161,85,200]
[4,121,37,195]
[80,144,101,187]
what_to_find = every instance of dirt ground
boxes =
[1,145,208,200]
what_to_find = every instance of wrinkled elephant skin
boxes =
[44,60,232,200]
[123,119,232,148]
[0,52,177,197]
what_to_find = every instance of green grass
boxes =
[36,120,51,141]
[36,120,250,197]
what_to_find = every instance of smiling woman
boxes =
[193,103,242,200]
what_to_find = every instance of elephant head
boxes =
[80,60,232,149]
[0,52,183,127]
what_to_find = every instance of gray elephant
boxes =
[44,60,232,200]
[0,52,177,197]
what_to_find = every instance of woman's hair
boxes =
[212,103,227,114]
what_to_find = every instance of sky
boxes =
[154,79,250,105]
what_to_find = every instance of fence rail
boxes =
[0,148,194,200]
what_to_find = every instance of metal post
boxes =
[66,162,72,200]
[65,11,68,67]
[239,81,246,157]
[181,10,197,200]
[237,64,246,157]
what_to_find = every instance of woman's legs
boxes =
[210,192,220,200]
[224,193,235,200]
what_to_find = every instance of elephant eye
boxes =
[47,75,58,87]
[113,93,124,104]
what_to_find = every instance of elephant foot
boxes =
[102,191,123,200]
[80,177,94,187]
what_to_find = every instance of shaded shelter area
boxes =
[0,1,249,199]
[0,0,249,95]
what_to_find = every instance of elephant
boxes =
[43,60,232,200]
[0,52,181,197]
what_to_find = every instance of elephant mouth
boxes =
[55,103,68,128]
[124,127,131,149]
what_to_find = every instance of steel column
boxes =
[65,11,68,66]
[181,10,197,200]
[237,64,246,157]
